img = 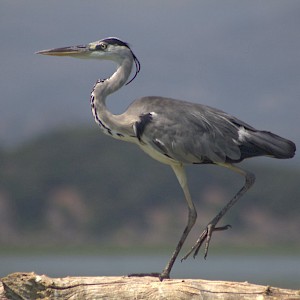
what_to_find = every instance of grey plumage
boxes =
[128,96,295,164]
[37,37,296,281]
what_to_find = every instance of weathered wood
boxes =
[1,272,299,300]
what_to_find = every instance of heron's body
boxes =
[98,95,294,165]
[37,37,296,280]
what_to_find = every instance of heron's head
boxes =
[37,37,140,84]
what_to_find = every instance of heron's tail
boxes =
[240,130,296,160]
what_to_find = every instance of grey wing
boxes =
[131,97,244,164]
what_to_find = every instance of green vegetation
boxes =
[0,126,299,249]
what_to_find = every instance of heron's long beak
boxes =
[36,44,90,57]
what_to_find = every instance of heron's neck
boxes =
[90,56,136,139]
[104,57,133,96]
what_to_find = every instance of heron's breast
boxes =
[138,142,181,166]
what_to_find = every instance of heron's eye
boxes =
[95,43,107,51]
[100,43,107,50]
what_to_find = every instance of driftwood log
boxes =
[0,272,299,300]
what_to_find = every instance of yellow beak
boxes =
[36,45,89,57]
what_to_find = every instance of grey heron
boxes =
[37,37,296,280]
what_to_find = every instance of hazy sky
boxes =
[0,1,299,163]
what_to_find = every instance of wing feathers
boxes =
[128,96,295,164]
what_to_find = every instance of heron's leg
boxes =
[159,164,197,280]
[182,164,255,261]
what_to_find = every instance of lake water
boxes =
[0,253,299,289]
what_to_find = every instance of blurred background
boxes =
[0,0,299,289]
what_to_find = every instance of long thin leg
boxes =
[182,164,255,261]
[158,164,197,280]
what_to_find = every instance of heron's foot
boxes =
[181,223,231,261]
[128,272,170,281]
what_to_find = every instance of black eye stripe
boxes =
[102,38,129,48]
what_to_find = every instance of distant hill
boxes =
[0,126,299,249]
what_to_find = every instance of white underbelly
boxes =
[138,143,181,166]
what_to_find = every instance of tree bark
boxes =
[1,272,299,300]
